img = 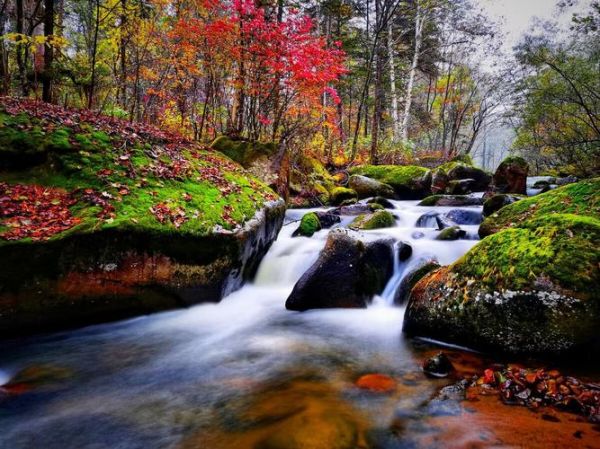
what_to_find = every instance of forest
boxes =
[0,0,599,448]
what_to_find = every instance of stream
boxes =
[1,198,599,449]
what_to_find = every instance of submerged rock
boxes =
[445,209,482,225]
[405,214,600,355]
[423,352,455,378]
[285,232,395,311]
[415,211,453,229]
[348,175,395,199]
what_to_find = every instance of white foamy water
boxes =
[0,196,485,449]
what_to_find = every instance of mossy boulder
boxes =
[479,178,600,237]
[435,226,466,241]
[348,174,395,199]
[288,155,336,208]
[367,196,396,209]
[349,165,431,199]
[0,98,284,336]
[210,135,277,167]
[404,214,600,355]
[292,212,322,237]
[330,186,358,206]
[286,231,394,311]
[431,161,491,194]
[490,156,529,195]
[349,210,395,230]
[419,195,483,207]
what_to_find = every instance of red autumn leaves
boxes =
[0,182,81,241]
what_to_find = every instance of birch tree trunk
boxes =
[400,0,424,144]
[388,22,399,142]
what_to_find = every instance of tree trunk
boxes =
[16,0,28,96]
[388,21,399,142]
[42,0,54,102]
[88,0,101,109]
[400,0,423,144]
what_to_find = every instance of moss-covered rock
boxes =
[419,195,483,207]
[288,155,336,208]
[348,174,395,199]
[0,98,284,336]
[393,260,440,305]
[349,165,431,199]
[349,210,395,230]
[431,161,491,194]
[285,231,394,311]
[210,135,277,167]
[479,178,600,237]
[435,226,466,241]
[482,194,525,217]
[330,186,358,206]
[404,214,600,355]
[490,156,529,195]
[292,212,322,237]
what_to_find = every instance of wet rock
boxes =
[482,194,524,217]
[426,379,469,416]
[416,211,453,229]
[292,212,322,237]
[397,242,413,262]
[405,214,600,355]
[445,209,482,225]
[435,226,467,241]
[330,187,358,206]
[423,352,455,378]
[348,175,395,199]
[490,156,529,195]
[411,231,425,239]
[418,195,483,207]
[349,210,396,230]
[448,178,477,195]
[367,196,396,209]
[255,410,359,449]
[286,232,395,311]
[393,260,440,305]
[335,203,378,216]
[315,212,341,229]
[355,374,397,393]
[556,175,578,186]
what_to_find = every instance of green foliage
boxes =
[210,137,277,167]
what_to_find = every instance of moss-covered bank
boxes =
[349,165,431,199]
[0,98,284,336]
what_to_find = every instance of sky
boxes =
[480,0,590,52]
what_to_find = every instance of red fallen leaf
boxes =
[183,192,192,202]
[118,187,130,195]
[525,372,538,385]
[97,169,113,177]
[483,369,495,385]
[355,374,396,393]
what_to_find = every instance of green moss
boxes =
[294,212,322,237]
[330,187,357,206]
[0,104,278,247]
[349,210,395,230]
[499,156,528,169]
[450,154,474,165]
[350,165,429,188]
[210,135,277,167]
[455,214,600,296]
[436,226,466,241]
[480,178,600,236]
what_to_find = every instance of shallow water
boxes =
[1,198,598,449]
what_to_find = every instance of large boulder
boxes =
[431,161,491,194]
[479,178,599,237]
[482,194,524,217]
[285,232,395,311]
[348,174,395,199]
[404,214,600,355]
[394,260,440,305]
[490,156,529,195]
[349,165,432,199]
[0,98,285,336]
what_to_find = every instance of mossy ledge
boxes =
[349,165,431,199]
[0,97,285,336]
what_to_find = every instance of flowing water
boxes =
[1,199,599,449]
